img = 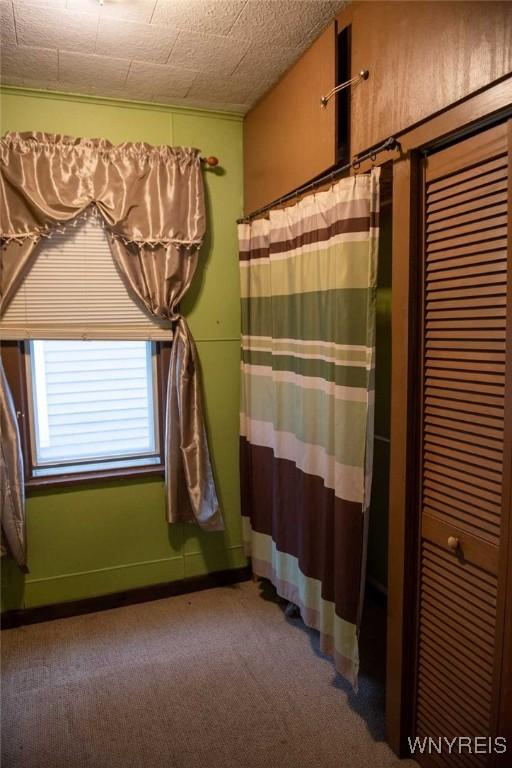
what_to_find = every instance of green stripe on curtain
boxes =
[241,289,375,345]
[238,169,380,689]
[240,240,375,298]
[241,352,374,388]
[240,376,368,467]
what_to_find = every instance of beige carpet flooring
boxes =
[1,579,417,768]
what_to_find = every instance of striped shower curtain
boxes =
[238,170,380,687]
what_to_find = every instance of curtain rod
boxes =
[237,136,401,224]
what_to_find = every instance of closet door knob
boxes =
[447,536,459,551]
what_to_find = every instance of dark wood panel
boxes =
[425,124,509,183]
[424,445,501,480]
[421,590,494,643]
[423,472,501,510]
[416,540,496,766]
[427,226,509,254]
[420,649,492,716]
[427,254,508,275]
[386,154,420,756]
[345,2,512,156]
[421,564,496,615]
[426,240,508,263]
[426,163,508,205]
[243,4,512,217]
[424,421,503,451]
[427,339,505,352]
[493,120,512,763]
[420,630,495,687]
[426,215,508,244]
[413,124,509,767]
[388,108,511,761]
[427,191,508,222]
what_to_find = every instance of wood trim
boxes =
[24,464,165,491]
[399,75,512,155]
[0,566,252,629]
[0,85,245,122]
[424,121,508,182]
[353,76,512,176]
[0,341,31,482]
[421,513,500,577]
[492,119,512,764]
[156,340,171,464]
[386,152,422,756]
[386,94,512,760]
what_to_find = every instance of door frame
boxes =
[386,78,512,759]
[492,120,512,761]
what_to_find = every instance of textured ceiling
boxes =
[0,0,345,113]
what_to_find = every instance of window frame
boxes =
[1,339,170,490]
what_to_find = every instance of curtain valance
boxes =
[1,131,223,569]
[0,131,205,247]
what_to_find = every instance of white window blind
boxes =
[28,340,160,475]
[0,215,171,340]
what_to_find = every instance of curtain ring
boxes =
[370,151,377,168]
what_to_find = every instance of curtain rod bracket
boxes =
[352,136,401,167]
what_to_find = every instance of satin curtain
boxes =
[0,132,223,568]
[239,171,380,687]
[0,363,26,569]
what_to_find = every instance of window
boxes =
[1,339,169,485]
[27,340,160,477]
[0,215,170,486]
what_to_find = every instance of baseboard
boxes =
[1,565,252,629]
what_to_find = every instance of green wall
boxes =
[0,86,390,608]
[0,88,246,611]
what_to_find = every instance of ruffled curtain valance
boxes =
[1,132,205,241]
[0,131,223,568]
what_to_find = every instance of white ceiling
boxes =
[0,0,345,113]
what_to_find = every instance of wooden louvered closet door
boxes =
[415,121,510,766]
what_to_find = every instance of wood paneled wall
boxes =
[243,1,512,214]
[243,24,336,215]
[348,1,512,156]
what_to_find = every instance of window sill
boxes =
[25,464,165,492]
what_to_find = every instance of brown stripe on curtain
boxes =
[269,215,374,254]
[240,438,363,624]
